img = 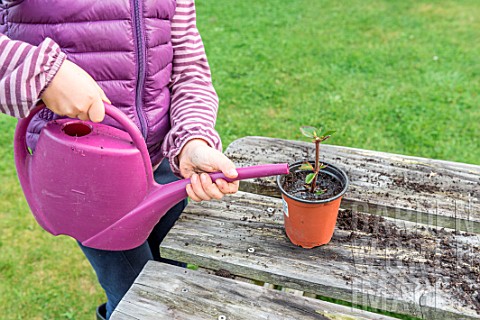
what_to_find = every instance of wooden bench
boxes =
[113,136,480,319]
[112,261,396,319]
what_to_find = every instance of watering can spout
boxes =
[14,102,290,251]
[82,163,290,250]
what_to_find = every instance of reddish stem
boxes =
[310,139,320,193]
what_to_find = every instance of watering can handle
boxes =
[14,102,154,186]
[102,103,154,185]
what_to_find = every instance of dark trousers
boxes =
[78,159,187,319]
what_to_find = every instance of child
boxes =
[0,0,239,318]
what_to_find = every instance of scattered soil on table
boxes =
[336,209,480,314]
[281,170,343,201]
[392,177,443,193]
[214,269,234,279]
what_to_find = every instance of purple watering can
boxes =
[14,103,289,251]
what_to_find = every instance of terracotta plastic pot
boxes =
[277,161,349,248]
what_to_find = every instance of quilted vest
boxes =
[0,0,176,166]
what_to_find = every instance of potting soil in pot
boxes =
[282,170,343,201]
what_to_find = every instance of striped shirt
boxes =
[0,0,221,169]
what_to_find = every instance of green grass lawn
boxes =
[203,0,479,164]
[1,0,478,319]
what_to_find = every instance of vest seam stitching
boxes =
[8,18,171,25]
[66,50,133,54]
[7,19,133,25]
[149,41,170,50]
[96,79,134,82]
[149,62,172,79]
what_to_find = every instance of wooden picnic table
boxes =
[112,136,480,320]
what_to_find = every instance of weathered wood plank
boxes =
[111,261,398,320]
[224,136,480,233]
[161,192,480,320]
[110,310,137,319]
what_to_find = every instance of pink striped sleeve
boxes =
[161,0,222,174]
[0,34,66,118]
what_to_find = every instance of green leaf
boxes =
[319,163,327,170]
[299,162,314,171]
[321,130,336,137]
[305,172,317,184]
[315,189,326,195]
[300,126,317,138]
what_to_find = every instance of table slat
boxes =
[112,261,397,320]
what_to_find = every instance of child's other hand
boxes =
[40,59,110,122]
[178,139,239,202]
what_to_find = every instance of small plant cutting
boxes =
[276,125,349,249]
[298,126,335,195]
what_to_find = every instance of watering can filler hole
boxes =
[62,122,93,137]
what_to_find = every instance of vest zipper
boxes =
[133,0,147,138]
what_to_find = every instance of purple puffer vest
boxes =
[1,0,176,166]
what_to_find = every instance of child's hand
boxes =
[178,139,239,202]
[40,59,110,122]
